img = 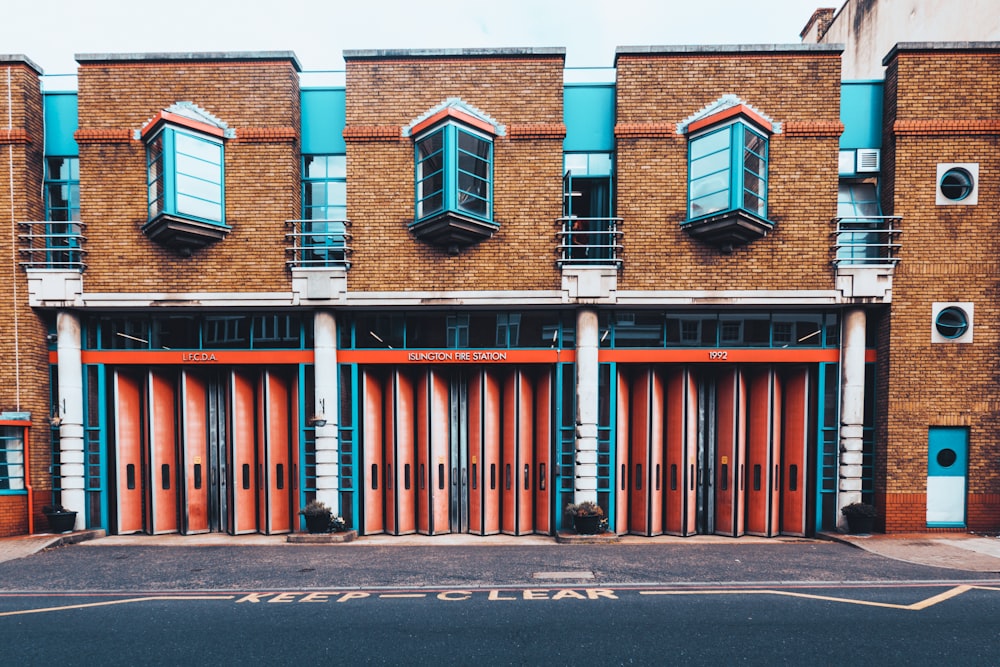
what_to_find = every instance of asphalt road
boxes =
[3,541,999,665]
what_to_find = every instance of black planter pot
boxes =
[573,514,602,535]
[845,514,875,534]
[44,511,77,534]
[303,513,332,534]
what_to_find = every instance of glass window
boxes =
[146,127,224,225]
[0,426,26,492]
[414,122,492,223]
[44,157,82,268]
[687,121,768,222]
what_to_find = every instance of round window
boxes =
[935,307,969,339]
[936,448,957,468]
[939,167,974,201]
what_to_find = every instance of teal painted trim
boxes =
[564,84,615,152]
[840,81,883,150]
[89,364,109,530]
[927,522,966,528]
[928,426,968,477]
[43,92,79,156]
[147,127,228,227]
[301,88,346,154]
[555,362,576,532]
[815,362,840,531]
[297,363,309,530]
[413,121,494,225]
[604,362,618,533]
[346,363,360,529]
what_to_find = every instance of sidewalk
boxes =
[2,529,999,573]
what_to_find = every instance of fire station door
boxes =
[111,368,298,536]
[361,366,553,536]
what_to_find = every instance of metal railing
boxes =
[19,221,86,270]
[556,216,624,267]
[832,215,902,267]
[286,218,352,269]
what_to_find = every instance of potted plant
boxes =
[565,501,608,535]
[841,502,877,534]
[42,504,78,534]
[299,500,332,534]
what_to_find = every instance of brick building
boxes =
[1,9,997,538]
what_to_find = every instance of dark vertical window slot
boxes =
[670,464,677,491]
[789,464,798,492]
[524,464,530,490]
[438,463,445,490]
[126,463,136,490]
[161,464,170,490]
[472,463,478,490]
[505,464,511,490]
[635,464,642,491]
[490,464,496,490]
[753,464,761,491]
[405,463,411,490]
[539,463,546,491]
[690,464,695,491]
[194,463,203,490]
[242,464,251,490]
[655,464,661,491]
[276,464,284,490]
[386,464,393,491]
[371,463,378,490]
[420,463,425,490]
[721,463,728,491]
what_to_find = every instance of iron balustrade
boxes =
[18,221,86,270]
[832,215,902,266]
[557,215,623,267]
[286,218,352,269]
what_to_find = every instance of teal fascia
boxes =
[302,88,346,154]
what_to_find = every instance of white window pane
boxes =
[177,194,222,221]
[175,132,222,164]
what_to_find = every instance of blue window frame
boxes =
[0,425,26,492]
[415,122,492,224]
[146,127,225,225]
[44,157,82,267]
[687,121,768,222]
[299,154,348,266]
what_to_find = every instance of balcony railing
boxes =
[556,216,624,267]
[19,221,86,270]
[286,219,352,269]
[832,216,902,267]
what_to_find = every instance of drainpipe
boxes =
[838,307,867,530]
[313,310,340,516]
[56,310,84,530]
[574,308,599,505]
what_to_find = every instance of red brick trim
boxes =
[343,125,402,142]
[0,128,31,144]
[893,119,1000,136]
[75,129,133,144]
[782,121,844,136]
[507,123,565,140]
[614,122,677,138]
[232,127,297,143]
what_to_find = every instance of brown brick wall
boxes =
[76,57,300,293]
[881,49,1000,511]
[614,52,842,291]
[344,54,565,291]
[0,61,53,537]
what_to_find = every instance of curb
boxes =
[554,531,620,545]
[286,530,358,544]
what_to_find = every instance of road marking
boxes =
[0,595,234,618]
[638,585,975,611]
[380,593,427,598]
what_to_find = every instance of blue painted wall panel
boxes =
[302,88,346,154]
[564,84,615,152]
[840,82,883,150]
[43,92,78,156]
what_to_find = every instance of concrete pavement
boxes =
[2,528,999,573]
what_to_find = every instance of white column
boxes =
[574,308,599,504]
[56,311,84,530]
[313,310,340,515]
[838,307,867,530]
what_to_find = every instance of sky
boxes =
[3,0,840,75]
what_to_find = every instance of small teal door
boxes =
[926,427,968,527]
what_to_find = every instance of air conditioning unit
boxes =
[856,149,880,173]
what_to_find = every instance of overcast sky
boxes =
[4,0,840,75]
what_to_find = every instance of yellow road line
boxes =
[639,585,975,611]
[0,595,235,618]
[379,593,427,598]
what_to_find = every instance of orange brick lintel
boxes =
[507,123,565,140]
[894,119,1000,136]
[615,122,677,138]
[343,125,403,142]
[781,120,844,136]
[0,128,32,144]
[232,127,297,143]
